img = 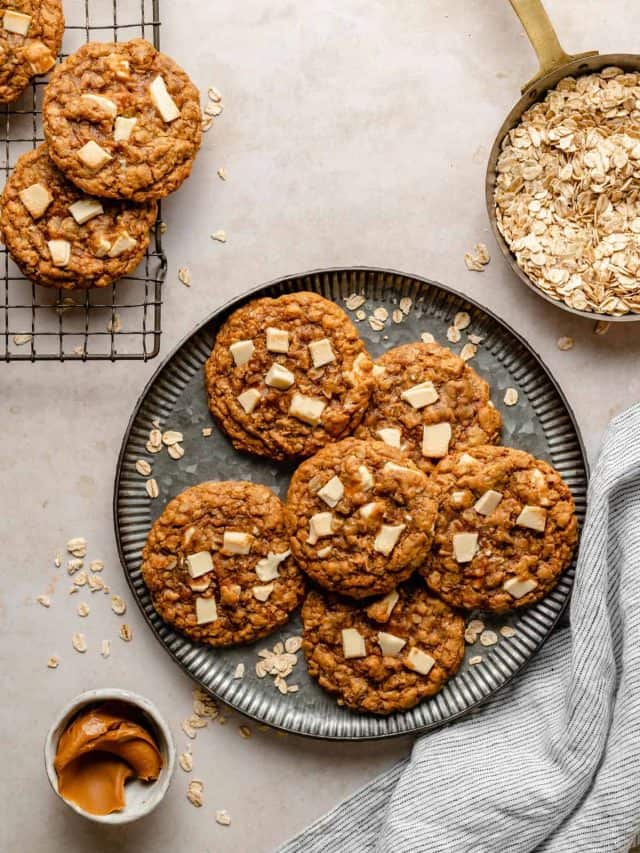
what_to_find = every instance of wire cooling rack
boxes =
[1,0,166,362]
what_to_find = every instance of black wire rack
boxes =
[1,0,166,362]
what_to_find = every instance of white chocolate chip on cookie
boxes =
[77,140,113,171]
[422,423,451,458]
[19,183,52,219]
[308,338,335,368]
[266,327,289,353]
[317,475,344,508]
[150,75,180,122]
[453,532,478,563]
[229,339,255,367]
[374,524,405,556]
[341,628,366,659]
[516,505,547,532]
[401,380,439,409]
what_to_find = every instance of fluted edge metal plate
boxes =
[114,267,588,740]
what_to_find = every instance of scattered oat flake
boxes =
[54,553,62,568]
[480,629,498,647]
[355,309,366,321]
[211,230,227,243]
[146,440,163,454]
[13,333,32,346]
[368,316,385,332]
[77,602,90,617]
[208,86,222,103]
[464,628,479,644]
[178,267,191,287]
[202,116,213,132]
[159,222,167,235]
[135,459,152,477]
[454,311,471,330]
[217,167,227,181]
[72,633,87,653]
[67,537,88,558]
[74,571,88,587]
[504,387,519,406]
[107,313,122,334]
[468,619,485,634]
[202,427,213,437]
[205,102,223,117]
[148,427,162,447]
[345,293,366,311]
[557,336,574,351]
[446,326,461,343]
[233,662,245,680]
[460,343,477,362]
[238,725,251,739]
[285,636,302,653]
[288,684,299,693]
[146,478,159,499]
[89,574,105,592]
[168,443,185,460]
[399,296,412,315]
[47,656,59,669]
[187,780,204,807]
[500,625,517,638]
[101,639,111,658]
[420,332,435,344]
[594,321,610,336]
[373,306,388,322]
[37,594,51,608]
[469,655,483,665]
[392,309,404,324]
[90,559,104,572]
[464,253,485,272]
[468,333,484,345]
[179,751,193,772]
[111,595,127,616]
[162,430,183,446]
[216,809,231,826]
[275,677,288,695]
[119,624,133,642]
[182,719,197,740]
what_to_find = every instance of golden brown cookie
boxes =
[286,437,437,598]
[0,0,64,103]
[356,341,502,473]
[43,39,202,201]
[302,585,465,714]
[141,481,306,647]
[205,292,374,461]
[421,445,577,612]
[0,144,157,289]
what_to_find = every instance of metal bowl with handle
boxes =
[486,0,640,322]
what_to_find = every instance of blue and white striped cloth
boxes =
[280,404,640,853]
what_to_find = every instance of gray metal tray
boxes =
[114,267,587,740]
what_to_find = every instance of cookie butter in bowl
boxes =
[44,688,175,823]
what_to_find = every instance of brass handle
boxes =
[509,0,598,92]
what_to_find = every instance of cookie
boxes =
[141,481,306,647]
[0,144,157,289]
[205,291,374,461]
[286,437,437,598]
[302,584,465,714]
[0,0,64,103]
[43,38,202,201]
[421,445,577,612]
[356,341,502,473]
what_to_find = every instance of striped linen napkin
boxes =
[279,404,640,853]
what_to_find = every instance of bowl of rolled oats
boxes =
[486,0,640,320]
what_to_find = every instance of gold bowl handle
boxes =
[509,0,598,92]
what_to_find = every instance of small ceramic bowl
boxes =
[44,687,175,824]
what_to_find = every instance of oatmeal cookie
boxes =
[43,38,202,201]
[0,0,64,103]
[0,144,157,289]
[356,341,502,473]
[286,437,437,598]
[421,445,577,612]
[205,291,374,461]
[141,481,306,647]
[302,584,465,714]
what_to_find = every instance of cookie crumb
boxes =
[557,336,574,351]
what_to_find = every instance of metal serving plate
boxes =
[114,267,587,740]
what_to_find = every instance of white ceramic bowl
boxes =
[44,688,175,824]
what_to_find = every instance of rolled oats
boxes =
[557,336,575,351]
[215,809,231,826]
[135,459,152,477]
[119,624,133,642]
[77,601,90,617]
[504,387,519,406]
[178,266,191,287]
[187,780,204,807]
[47,656,60,668]
[72,633,87,653]
[101,639,111,658]
[179,751,193,772]
[37,594,51,608]
[111,595,126,615]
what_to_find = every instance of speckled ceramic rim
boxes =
[44,687,175,823]
[114,266,588,741]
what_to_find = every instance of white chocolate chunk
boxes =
[81,94,117,117]
[255,550,290,582]
[377,632,406,657]
[266,327,289,353]
[383,462,420,478]
[516,505,547,532]
[149,75,180,122]
[360,502,380,519]
[374,524,405,556]
[451,491,467,506]
[317,475,344,508]
[366,589,400,623]
[186,551,213,579]
[341,628,366,659]
[317,546,332,558]
[223,531,252,555]
[372,364,386,378]
[252,583,274,602]
[265,362,295,390]
[309,338,335,368]
[358,465,374,490]
[422,423,451,457]
[69,198,104,225]
[503,577,538,599]
[453,532,478,563]
[289,392,326,426]
[230,339,255,366]
[376,427,401,448]
[195,596,218,625]
[19,183,52,219]
[404,647,436,676]
[3,10,30,35]
[114,116,138,142]
[77,140,112,171]
[401,380,439,409]
[107,232,137,257]
[48,239,71,267]
[237,388,261,414]
[307,512,334,544]
[474,490,503,516]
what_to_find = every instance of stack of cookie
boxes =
[0,18,201,289]
[141,290,578,716]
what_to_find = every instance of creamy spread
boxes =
[54,702,162,815]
